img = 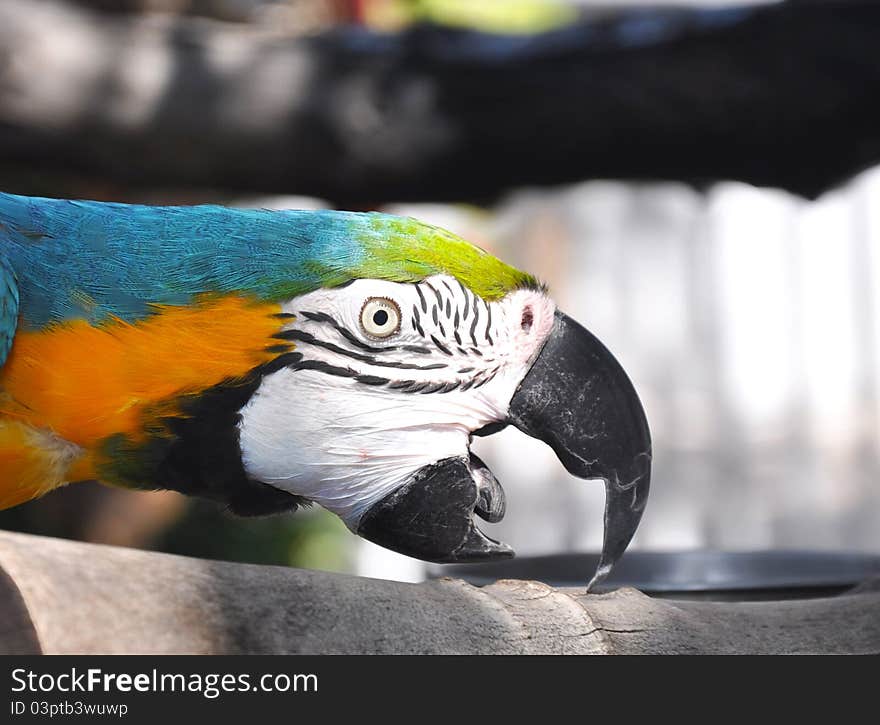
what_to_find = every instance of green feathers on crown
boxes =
[353,214,541,300]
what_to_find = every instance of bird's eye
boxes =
[360,297,401,339]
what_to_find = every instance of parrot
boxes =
[0,192,651,587]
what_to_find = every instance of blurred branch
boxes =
[3,530,880,654]
[67,0,261,19]
[1,0,879,203]
[65,0,348,25]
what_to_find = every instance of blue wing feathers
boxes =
[0,254,19,367]
[0,192,370,329]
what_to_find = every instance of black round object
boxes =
[432,550,880,601]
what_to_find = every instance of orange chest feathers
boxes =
[0,295,292,496]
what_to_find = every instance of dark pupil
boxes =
[372,309,389,326]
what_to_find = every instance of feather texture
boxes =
[0,192,537,509]
[0,192,537,330]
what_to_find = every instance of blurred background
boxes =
[1,0,878,583]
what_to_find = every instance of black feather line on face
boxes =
[459,281,471,323]
[470,301,480,346]
[419,381,449,394]
[285,345,474,394]
[424,281,443,308]
[416,284,428,314]
[290,358,358,378]
[402,381,430,393]
[356,374,391,386]
[411,310,427,339]
[278,329,447,371]
[431,335,453,356]
[388,380,416,390]
[289,361,495,396]
[485,302,493,345]
[298,310,393,353]
[477,367,501,388]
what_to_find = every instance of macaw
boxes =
[0,192,650,587]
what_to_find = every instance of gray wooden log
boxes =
[1,530,878,654]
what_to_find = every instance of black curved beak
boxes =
[507,310,652,589]
[356,310,650,589]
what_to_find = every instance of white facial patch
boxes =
[237,275,555,528]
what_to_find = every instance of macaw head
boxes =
[0,195,649,588]
[229,212,652,588]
